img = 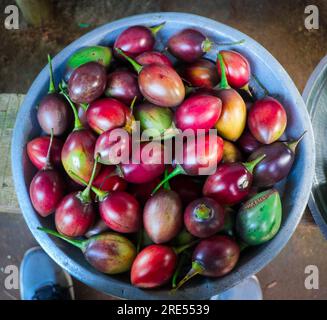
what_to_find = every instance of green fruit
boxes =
[135,102,173,138]
[236,189,282,245]
[67,46,112,70]
[221,207,236,237]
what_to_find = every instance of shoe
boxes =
[20,247,75,300]
[210,275,263,300]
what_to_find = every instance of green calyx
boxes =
[77,154,100,203]
[194,204,212,220]
[217,52,230,90]
[202,38,213,53]
[243,154,266,174]
[149,22,165,35]
[38,227,87,250]
[236,189,282,246]
[59,84,83,131]
[152,165,185,195]
[114,48,143,74]
[47,54,56,94]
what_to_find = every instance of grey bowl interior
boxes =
[11,13,315,300]
[303,55,327,239]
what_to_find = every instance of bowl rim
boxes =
[11,12,315,299]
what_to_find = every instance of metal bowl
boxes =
[11,13,315,299]
[303,55,327,239]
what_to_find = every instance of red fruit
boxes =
[135,51,173,67]
[237,130,262,154]
[93,165,127,192]
[30,170,64,217]
[94,129,131,165]
[86,98,129,135]
[131,245,177,288]
[105,70,142,105]
[180,59,219,88]
[248,96,287,144]
[128,178,161,206]
[99,191,141,233]
[55,192,95,237]
[175,94,222,131]
[184,197,225,238]
[119,142,165,184]
[216,50,251,88]
[27,136,63,170]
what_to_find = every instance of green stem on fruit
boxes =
[69,170,108,202]
[151,164,185,196]
[216,39,245,46]
[171,261,204,292]
[173,240,199,255]
[47,54,56,94]
[243,154,266,174]
[172,252,187,288]
[80,103,89,111]
[38,227,86,250]
[78,154,100,203]
[202,38,213,53]
[44,128,54,170]
[217,52,230,90]
[286,131,306,154]
[115,48,143,74]
[252,74,270,96]
[194,204,212,220]
[59,85,83,131]
[163,169,171,191]
[149,22,165,35]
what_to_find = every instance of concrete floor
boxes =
[1,0,327,299]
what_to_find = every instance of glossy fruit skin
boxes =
[203,162,253,205]
[237,130,262,154]
[120,142,165,183]
[95,129,131,165]
[85,219,110,238]
[93,165,127,192]
[55,192,95,237]
[135,51,172,67]
[181,134,224,175]
[222,140,243,163]
[77,104,90,129]
[61,129,98,185]
[139,64,185,107]
[131,245,177,288]
[193,235,240,277]
[175,94,222,131]
[217,50,251,88]
[29,170,64,217]
[86,98,128,134]
[65,46,112,81]
[215,89,247,141]
[37,93,71,136]
[180,59,219,88]
[84,233,136,274]
[27,136,63,170]
[248,142,294,187]
[170,175,202,207]
[168,28,209,62]
[143,190,183,244]
[248,97,287,144]
[68,62,107,104]
[114,26,156,58]
[184,197,225,238]
[105,70,142,105]
[236,189,282,245]
[134,102,173,136]
[99,191,141,233]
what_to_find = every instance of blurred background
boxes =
[0,0,327,299]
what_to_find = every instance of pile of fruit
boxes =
[26,23,304,290]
